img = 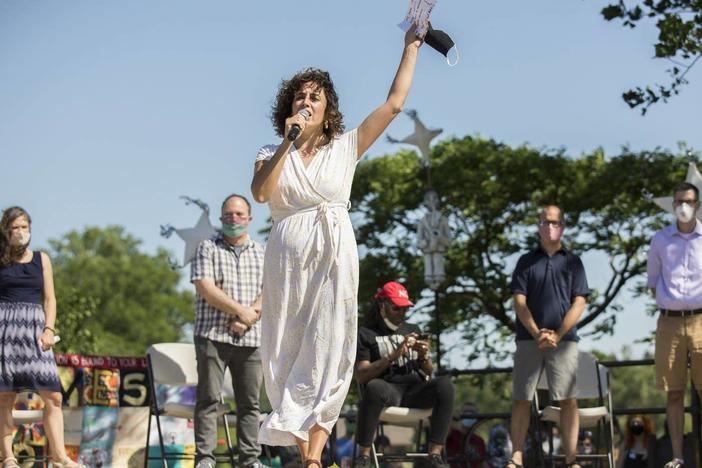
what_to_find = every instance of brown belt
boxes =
[661,308,702,317]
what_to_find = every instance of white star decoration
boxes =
[387,109,443,165]
[174,210,217,267]
[651,159,702,221]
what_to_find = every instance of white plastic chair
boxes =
[379,406,433,426]
[12,409,44,425]
[12,391,45,424]
[536,350,615,468]
[354,383,433,468]
[143,343,234,468]
[11,392,48,464]
[373,406,433,468]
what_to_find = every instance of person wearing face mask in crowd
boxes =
[446,402,487,468]
[353,281,455,468]
[576,430,595,467]
[486,424,513,468]
[616,415,654,468]
[507,205,591,468]
[190,194,265,468]
[647,181,702,468]
[0,207,85,468]
[250,25,425,468]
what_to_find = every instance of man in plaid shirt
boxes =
[191,193,265,468]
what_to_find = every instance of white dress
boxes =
[256,129,359,446]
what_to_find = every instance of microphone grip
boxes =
[287,124,302,142]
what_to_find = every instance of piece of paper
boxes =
[398,0,438,36]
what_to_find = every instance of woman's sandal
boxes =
[303,460,323,468]
[49,458,86,468]
[506,459,523,468]
[2,458,19,468]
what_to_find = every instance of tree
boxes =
[601,0,702,114]
[351,137,688,364]
[48,226,194,356]
[52,286,99,355]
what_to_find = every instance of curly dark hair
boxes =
[0,206,31,268]
[270,68,345,140]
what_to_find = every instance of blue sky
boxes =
[2,1,700,365]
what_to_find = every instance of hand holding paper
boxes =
[398,0,438,36]
[398,0,459,66]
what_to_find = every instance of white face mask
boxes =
[11,231,31,247]
[383,316,400,331]
[380,305,401,331]
[675,203,696,224]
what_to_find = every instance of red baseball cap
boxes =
[374,281,414,307]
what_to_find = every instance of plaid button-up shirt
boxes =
[191,234,264,347]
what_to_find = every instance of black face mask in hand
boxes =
[424,22,459,66]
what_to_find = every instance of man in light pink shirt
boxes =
[647,181,702,468]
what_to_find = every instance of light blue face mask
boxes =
[462,418,476,428]
[221,222,247,238]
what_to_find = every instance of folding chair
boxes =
[353,383,434,468]
[10,392,48,465]
[144,343,235,468]
[536,351,615,468]
[13,393,44,426]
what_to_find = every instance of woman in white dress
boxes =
[251,26,424,467]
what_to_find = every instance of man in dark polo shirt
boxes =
[506,205,590,468]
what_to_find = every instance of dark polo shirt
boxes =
[510,247,590,342]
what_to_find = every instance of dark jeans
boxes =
[194,336,263,467]
[355,375,454,447]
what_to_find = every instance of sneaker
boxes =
[354,455,372,468]
[195,459,216,468]
[428,454,448,468]
[664,460,684,468]
[248,463,273,468]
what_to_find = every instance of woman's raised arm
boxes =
[357,27,423,158]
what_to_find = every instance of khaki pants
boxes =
[655,314,702,391]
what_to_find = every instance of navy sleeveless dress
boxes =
[0,251,61,392]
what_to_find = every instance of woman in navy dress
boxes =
[0,207,84,468]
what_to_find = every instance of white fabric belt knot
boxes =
[298,201,350,275]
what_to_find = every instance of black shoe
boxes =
[428,454,448,468]
[354,455,372,468]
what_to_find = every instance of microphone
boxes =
[287,109,311,141]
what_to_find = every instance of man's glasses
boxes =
[220,214,246,222]
[673,199,697,205]
[538,220,562,228]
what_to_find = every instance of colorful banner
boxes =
[12,354,196,468]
